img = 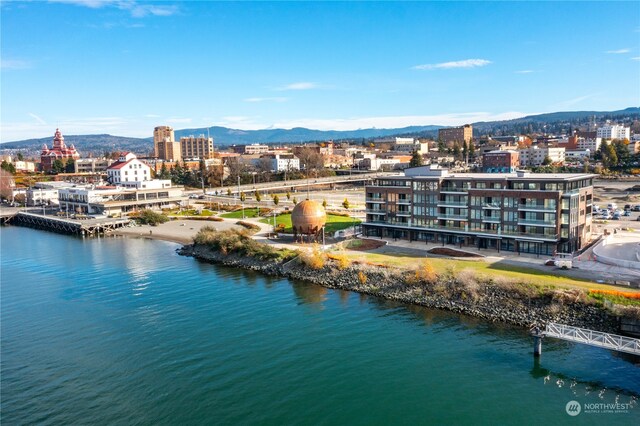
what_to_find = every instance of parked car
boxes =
[624,204,631,211]
[637,216,640,221]
[634,205,640,211]
[623,210,631,216]
[601,211,611,219]
[607,203,618,210]
[612,212,621,220]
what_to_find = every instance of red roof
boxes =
[107,159,132,170]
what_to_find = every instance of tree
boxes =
[227,188,232,196]
[0,169,15,200]
[322,199,327,209]
[452,143,462,160]
[468,141,475,159]
[602,143,618,169]
[65,158,75,173]
[255,190,262,202]
[16,152,24,161]
[273,194,279,206]
[159,162,170,180]
[1,160,16,174]
[437,139,446,153]
[292,197,297,205]
[409,150,423,167]
[542,155,552,166]
[342,198,350,210]
[52,159,65,174]
[286,191,291,200]
[240,192,246,202]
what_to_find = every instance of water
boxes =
[1,227,639,425]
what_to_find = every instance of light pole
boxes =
[237,175,240,202]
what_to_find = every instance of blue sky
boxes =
[1,0,639,142]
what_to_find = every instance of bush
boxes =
[358,271,367,285]
[328,252,351,270]
[135,209,169,226]
[414,259,437,284]
[193,227,298,262]
[300,244,326,269]
[236,221,260,232]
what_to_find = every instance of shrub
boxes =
[328,252,351,270]
[236,221,260,232]
[193,227,297,262]
[358,271,367,285]
[135,209,169,226]
[414,259,437,284]
[300,244,326,269]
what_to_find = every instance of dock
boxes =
[533,322,640,356]
[4,210,131,236]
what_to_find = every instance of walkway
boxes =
[544,323,640,356]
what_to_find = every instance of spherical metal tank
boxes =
[291,199,326,234]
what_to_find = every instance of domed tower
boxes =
[291,199,326,242]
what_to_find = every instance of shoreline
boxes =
[179,243,637,336]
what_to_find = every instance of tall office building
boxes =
[153,126,182,161]
[180,135,215,160]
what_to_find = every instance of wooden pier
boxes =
[5,211,131,236]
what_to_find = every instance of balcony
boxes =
[517,219,557,228]
[397,199,411,205]
[481,216,501,223]
[437,214,468,221]
[365,198,385,203]
[366,210,386,215]
[481,203,502,210]
[437,201,468,208]
[440,186,469,194]
[518,204,556,212]
[396,212,412,217]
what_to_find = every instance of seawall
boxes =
[179,244,627,335]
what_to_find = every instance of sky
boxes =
[1,0,639,142]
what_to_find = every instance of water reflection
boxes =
[291,281,327,306]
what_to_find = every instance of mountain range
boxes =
[2,107,638,155]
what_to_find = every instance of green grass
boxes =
[220,208,268,219]
[259,213,361,233]
[336,251,640,293]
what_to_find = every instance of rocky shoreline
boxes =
[179,244,626,334]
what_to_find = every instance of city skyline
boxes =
[1,0,639,142]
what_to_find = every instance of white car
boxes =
[601,211,611,219]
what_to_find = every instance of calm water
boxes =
[1,227,639,425]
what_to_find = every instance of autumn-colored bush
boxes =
[358,271,367,285]
[327,253,351,270]
[300,244,326,269]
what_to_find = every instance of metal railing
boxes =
[518,204,556,212]
[545,323,640,356]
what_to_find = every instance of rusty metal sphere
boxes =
[291,199,326,234]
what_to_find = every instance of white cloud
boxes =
[28,113,47,125]
[1,59,31,70]
[275,82,318,91]
[631,57,640,61]
[412,59,492,70]
[48,1,179,17]
[515,70,535,74]
[144,114,160,118]
[244,97,289,103]
[606,48,630,54]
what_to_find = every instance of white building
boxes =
[597,124,630,140]
[106,152,152,184]
[576,137,602,153]
[75,158,110,173]
[244,144,270,154]
[26,181,79,206]
[267,154,300,172]
[519,146,565,166]
[565,149,591,161]
[58,184,185,216]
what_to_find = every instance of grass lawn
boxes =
[260,213,361,234]
[335,250,640,293]
[220,208,267,219]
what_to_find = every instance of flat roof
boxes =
[379,172,596,181]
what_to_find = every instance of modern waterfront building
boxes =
[154,125,182,161]
[180,135,215,160]
[57,183,186,216]
[363,165,595,255]
[40,129,81,172]
[438,125,473,144]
